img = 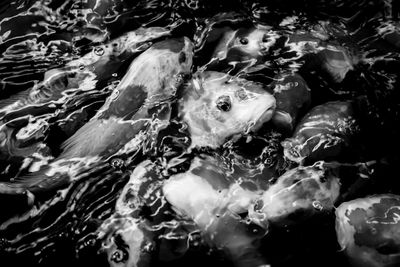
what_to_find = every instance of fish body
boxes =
[102,155,269,267]
[205,26,279,73]
[99,161,160,267]
[249,162,340,228]
[335,194,400,267]
[280,33,356,83]
[211,26,278,62]
[317,47,355,83]
[0,37,193,195]
[60,36,193,159]
[282,101,359,164]
[163,156,268,267]
[66,26,171,76]
[0,27,170,119]
[270,73,311,134]
[377,21,400,49]
[0,69,96,119]
[179,71,276,148]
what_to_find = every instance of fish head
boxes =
[181,71,276,148]
[227,27,277,60]
[99,217,154,267]
[249,162,340,227]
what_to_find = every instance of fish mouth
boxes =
[249,106,276,132]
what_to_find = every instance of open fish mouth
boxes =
[248,106,276,132]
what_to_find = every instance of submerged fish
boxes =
[163,156,268,267]
[179,71,276,148]
[100,217,154,267]
[0,26,170,119]
[249,161,340,228]
[0,69,96,119]
[278,32,357,83]
[316,47,356,83]
[0,37,193,195]
[104,155,269,267]
[335,194,400,267]
[98,161,159,267]
[204,26,279,73]
[281,101,360,164]
[211,26,278,62]
[97,160,187,267]
[378,21,400,49]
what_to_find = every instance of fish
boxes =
[98,158,206,267]
[249,161,341,228]
[270,73,311,134]
[204,26,279,73]
[316,47,356,83]
[377,21,400,49]
[163,156,269,267]
[99,217,154,267]
[100,155,270,267]
[0,37,194,196]
[335,194,400,267]
[0,26,171,120]
[0,116,50,161]
[211,26,278,62]
[98,161,159,267]
[278,33,357,83]
[0,27,170,168]
[179,71,276,148]
[281,101,360,164]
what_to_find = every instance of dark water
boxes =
[0,0,400,267]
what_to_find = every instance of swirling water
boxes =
[0,0,400,267]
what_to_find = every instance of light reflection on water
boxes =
[0,1,400,267]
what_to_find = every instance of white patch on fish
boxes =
[180,71,276,148]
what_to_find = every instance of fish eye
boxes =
[111,248,128,263]
[239,37,249,45]
[216,95,232,112]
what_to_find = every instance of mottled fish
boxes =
[336,194,400,267]
[0,37,193,196]
[281,101,360,164]
[249,161,340,228]
[179,71,276,148]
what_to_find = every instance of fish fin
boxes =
[60,118,140,158]
[0,166,69,195]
